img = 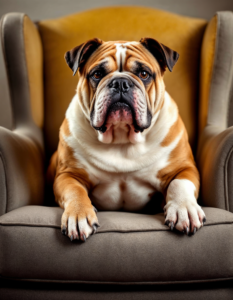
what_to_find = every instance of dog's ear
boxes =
[65,38,103,76]
[140,38,179,72]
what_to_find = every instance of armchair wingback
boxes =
[0,13,44,215]
[197,12,233,211]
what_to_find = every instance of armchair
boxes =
[1,7,233,299]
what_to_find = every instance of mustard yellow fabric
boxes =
[199,15,218,134]
[38,6,207,154]
[23,15,44,128]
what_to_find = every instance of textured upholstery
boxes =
[199,15,217,134]
[0,13,45,215]
[23,15,44,128]
[1,280,233,300]
[1,206,233,284]
[1,13,44,132]
[197,12,233,211]
[199,11,233,133]
[0,127,44,216]
[197,126,233,211]
[38,6,207,157]
[203,12,233,130]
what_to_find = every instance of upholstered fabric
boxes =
[197,12,233,211]
[205,12,233,130]
[197,125,233,211]
[23,15,44,128]
[198,15,217,134]
[1,281,233,300]
[0,13,45,215]
[1,205,233,284]
[199,12,233,134]
[0,127,44,216]
[1,13,44,130]
[38,6,207,157]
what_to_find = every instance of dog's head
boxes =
[65,38,179,144]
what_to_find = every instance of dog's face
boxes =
[65,38,179,144]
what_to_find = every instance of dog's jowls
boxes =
[47,38,206,242]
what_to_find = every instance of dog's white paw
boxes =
[164,179,206,235]
[61,201,99,242]
[164,200,206,235]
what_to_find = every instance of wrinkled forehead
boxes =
[85,41,159,73]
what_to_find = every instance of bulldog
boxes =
[47,37,206,242]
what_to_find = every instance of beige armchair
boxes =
[1,7,233,299]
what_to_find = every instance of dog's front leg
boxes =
[163,169,206,235]
[54,173,99,242]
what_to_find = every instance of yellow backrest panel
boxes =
[38,6,207,155]
[199,15,218,134]
[24,15,44,128]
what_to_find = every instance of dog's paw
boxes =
[164,200,206,235]
[61,202,99,242]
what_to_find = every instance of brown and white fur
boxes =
[47,38,206,242]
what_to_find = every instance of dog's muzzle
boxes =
[109,77,133,93]
[91,75,152,133]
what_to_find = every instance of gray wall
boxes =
[1,0,233,129]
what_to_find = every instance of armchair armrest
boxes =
[197,125,233,211]
[0,126,44,216]
[197,11,233,212]
[0,13,45,215]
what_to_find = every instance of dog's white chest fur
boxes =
[64,91,182,211]
[90,170,155,211]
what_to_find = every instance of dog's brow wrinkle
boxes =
[91,61,109,75]
[119,53,123,72]
[115,43,128,71]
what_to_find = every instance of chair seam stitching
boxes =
[224,146,233,211]
[0,274,233,285]
[0,152,8,214]
[22,15,34,127]
[207,14,220,127]
[0,222,232,230]
[21,14,32,127]
[223,14,233,127]
[0,15,15,130]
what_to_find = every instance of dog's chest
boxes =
[90,171,157,211]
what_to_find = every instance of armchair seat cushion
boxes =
[0,206,233,285]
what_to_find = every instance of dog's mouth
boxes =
[93,100,141,134]
[109,101,131,112]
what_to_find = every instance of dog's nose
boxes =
[110,78,131,93]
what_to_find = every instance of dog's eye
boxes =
[92,71,102,80]
[139,71,149,80]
